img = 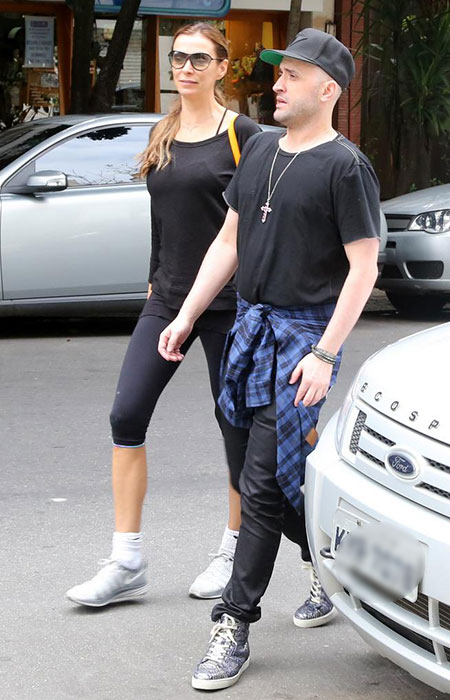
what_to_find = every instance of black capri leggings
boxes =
[109,313,249,492]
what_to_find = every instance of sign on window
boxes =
[24,16,55,68]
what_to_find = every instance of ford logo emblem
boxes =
[386,451,419,479]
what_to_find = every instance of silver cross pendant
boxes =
[260,201,272,223]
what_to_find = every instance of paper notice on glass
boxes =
[24,16,55,69]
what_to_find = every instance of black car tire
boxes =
[386,291,448,315]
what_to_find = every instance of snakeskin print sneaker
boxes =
[293,565,337,628]
[192,614,250,690]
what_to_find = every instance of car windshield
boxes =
[0,122,73,171]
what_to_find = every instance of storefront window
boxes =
[225,20,276,124]
[94,19,144,112]
[0,13,59,127]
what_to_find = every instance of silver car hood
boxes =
[356,322,450,445]
[381,184,450,216]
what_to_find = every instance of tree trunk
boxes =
[89,0,142,113]
[70,0,95,113]
[287,0,303,45]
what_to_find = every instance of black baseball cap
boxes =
[260,28,355,90]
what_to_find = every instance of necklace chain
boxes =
[260,147,302,223]
[260,133,336,223]
[180,107,226,133]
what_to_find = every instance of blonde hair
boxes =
[139,23,229,177]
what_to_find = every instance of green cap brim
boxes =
[259,49,284,66]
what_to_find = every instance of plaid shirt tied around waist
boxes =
[218,295,342,512]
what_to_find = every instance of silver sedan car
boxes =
[0,114,158,317]
[378,185,450,314]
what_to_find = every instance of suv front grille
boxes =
[396,591,429,622]
[418,483,450,500]
[428,458,450,475]
[364,425,395,446]
[346,408,450,517]
[395,591,450,631]
[349,410,366,454]
[358,447,385,468]
[360,599,450,663]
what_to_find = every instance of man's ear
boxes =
[321,80,340,103]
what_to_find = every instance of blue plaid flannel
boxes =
[218,295,342,512]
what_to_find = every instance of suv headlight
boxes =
[408,209,450,234]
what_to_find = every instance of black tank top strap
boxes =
[215,107,228,136]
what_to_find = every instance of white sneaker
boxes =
[189,553,234,599]
[66,559,148,607]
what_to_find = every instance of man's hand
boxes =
[289,353,333,407]
[158,315,193,362]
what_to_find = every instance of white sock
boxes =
[218,526,239,559]
[111,531,143,570]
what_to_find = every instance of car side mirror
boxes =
[24,170,68,194]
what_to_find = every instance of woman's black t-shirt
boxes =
[144,114,260,322]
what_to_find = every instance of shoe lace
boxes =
[300,560,313,571]
[310,567,323,605]
[204,614,238,664]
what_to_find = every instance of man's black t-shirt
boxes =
[145,114,260,312]
[224,130,380,307]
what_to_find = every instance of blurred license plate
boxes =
[332,510,422,602]
[331,511,368,556]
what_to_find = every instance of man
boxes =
[159,28,380,691]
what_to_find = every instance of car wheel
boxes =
[385,292,448,315]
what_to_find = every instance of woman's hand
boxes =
[158,314,193,362]
[289,353,333,407]
[147,283,152,299]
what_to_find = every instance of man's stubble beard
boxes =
[273,93,320,129]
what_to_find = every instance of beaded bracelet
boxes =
[311,344,337,365]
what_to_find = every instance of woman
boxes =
[66,23,260,607]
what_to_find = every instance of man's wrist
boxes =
[311,344,337,365]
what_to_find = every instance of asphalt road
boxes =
[1,292,450,700]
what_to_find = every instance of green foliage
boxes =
[353,0,450,193]
[400,8,450,138]
[354,0,450,142]
[409,178,443,192]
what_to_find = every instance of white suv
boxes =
[305,322,450,693]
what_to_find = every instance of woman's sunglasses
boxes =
[168,50,224,72]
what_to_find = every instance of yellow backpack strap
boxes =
[228,114,241,167]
